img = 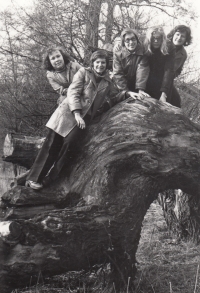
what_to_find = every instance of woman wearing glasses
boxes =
[113,28,150,100]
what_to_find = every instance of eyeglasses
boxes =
[124,38,137,43]
[151,36,162,42]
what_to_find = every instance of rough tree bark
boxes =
[104,0,115,43]
[158,189,200,243]
[1,98,200,292]
[158,88,200,243]
[84,0,103,64]
[2,133,45,169]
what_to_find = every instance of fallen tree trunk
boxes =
[158,189,200,243]
[1,97,200,292]
[157,88,200,243]
[2,133,45,169]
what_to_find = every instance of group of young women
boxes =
[26,25,192,190]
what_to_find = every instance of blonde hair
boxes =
[144,27,168,55]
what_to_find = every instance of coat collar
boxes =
[175,46,187,58]
[121,44,144,59]
[86,67,111,88]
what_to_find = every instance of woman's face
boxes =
[93,58,107,74]
[49,50,65,70]
[151,32,162,49]
[124,33,138,52]
[173,31,187,46]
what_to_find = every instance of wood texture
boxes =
[1,98,200,292]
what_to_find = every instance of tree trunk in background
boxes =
[104,0,115,44]
[158,86,200,243]
[84,0,103,64]
[1,98,200,292]
[158,190,200,243]
[2,133,44,169]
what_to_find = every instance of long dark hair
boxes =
[167,25,192,46]
[43,46,72,71]
[90,50,110,70]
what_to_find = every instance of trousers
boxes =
[27,125,86,183]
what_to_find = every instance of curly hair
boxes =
[167,25,192,46]
[120,28,140,47]
[144,26,168,55]
[43,46,72,71]
[89,50,110,70]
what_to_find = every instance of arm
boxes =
[135,55,151,98]
[109,80,141,107]
[160,44,176,102]
[175,52,187,78]
[67,67,86,129]
[113,51,129,91]
[47,71,65,95]
[67,67,85,112]
[135,55,150,92]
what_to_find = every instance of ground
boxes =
[135,201,200,293]
[13,200,200,293]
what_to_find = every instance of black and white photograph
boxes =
[0,0,200,292]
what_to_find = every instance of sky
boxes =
[0,0,34,10]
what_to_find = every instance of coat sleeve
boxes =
[113,52,129,91]
[160,44,176,96]
[175,52,187,78]
[72,62,82,77]
[135,55,150,91]
[108,80,127,107]
[67,68,86,112]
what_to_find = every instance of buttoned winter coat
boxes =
[113,44,150,92]
[170,46,187,108]
[47,61,82,96]
[174,46,187,77]
[46,67,127,137]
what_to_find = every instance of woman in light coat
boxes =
[44,46,81,105]
[26,50,128,190]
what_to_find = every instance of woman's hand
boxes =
[138,90,151,99]
[127,91,142,100]
[113,43,122,52]
[159,92,167,103]
[62,88,68,95]
[74,112,86,129]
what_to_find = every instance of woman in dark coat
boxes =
[113,28,150,100]
[144,26,175,104]
[26,50,127,190]
[167,25,192,107]
[44,46,82,105]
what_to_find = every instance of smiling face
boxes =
[93,58,107,74]
[124,33,138,52]
[49,50,65,70]
[151,32,162,49]
[173,31,187,46]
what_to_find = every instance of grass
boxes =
[13,201,200,293]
